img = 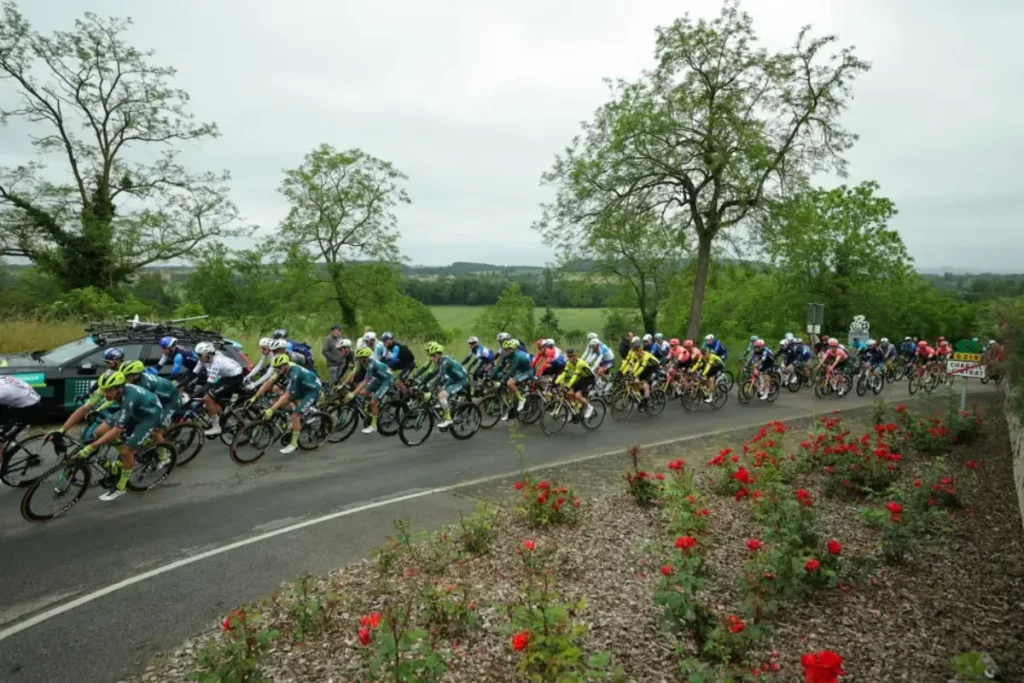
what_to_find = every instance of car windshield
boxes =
[40,337,98,365]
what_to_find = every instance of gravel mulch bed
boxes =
[129,401,1024,682]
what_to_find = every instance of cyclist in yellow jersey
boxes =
[622,337,660,403]
[555,348,596,418]
[691,350,725,402]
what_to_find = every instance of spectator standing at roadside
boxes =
[322,325,346,384]
[618,333,632,360]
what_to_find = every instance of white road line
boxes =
[0,407,847,642]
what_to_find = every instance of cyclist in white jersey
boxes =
[1,376,42,471]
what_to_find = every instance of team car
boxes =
[0,321,252,420]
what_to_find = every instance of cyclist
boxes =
[623,337,660,404]
[533,339,567,379]
[690,345,725,402]
[783,337,813,370]
[52,348,126,441]
[822,338,849,392]
[497,332,528,355]
[849,337,867,357]
[74,371,170,501]
[463,337,496,380]
[347,346,393,434]
[120,360,179,439]
[272,328,315,368]
[703,334,729,362]
[0,375,41,477]
[244,338,274,386]
[330,338,355,389]
[360,332,387,361]
[193,341,245,438]
[382,332,417,392]
[749,339,775,400]
[158,337,200,383]
[583,337,615,378]
[654,333,671,359]
[936,336,952,362]
[914,339,937,370]
[491,339,533,419]
[740,335,760,365]
[425,343,469,429]
[250,353,323,453]
[555,347,596,418]
[878,337,898,365]
[861,339,885,379]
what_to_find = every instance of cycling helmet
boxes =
[467,336,479,345]
[784,332,794,341]
[989,339,997,346]
[683,339,694,349]
[750,335,759,342]
[867,339,876,347]
[426,342,444,355]
[753,339,765,349]
[828,338,839,347]
[669,338,679,347]
[565,347,577,356]
[336,338,352,349]
[779,339,789,348]
[642,333,652,343]
[654,333,664,341]
[103,347,125,362]
[503,339,519,350]
[158,337,176,350]
[880,337,889,344]
[354,347,373,359]
[272,353,291,368]
[543,339,555,347]
[273,329,287,339]
[195,341,216,356]
[269,339,289,351]
[497,332,510,342]
[586,332,598,341]
[381,332,393,341]
[588,337,601,347]
[258,337,272,349]
[705,334,715,342]
[97,371,126,390]
[535,339,545,349]
[971,337,978,343]
[630,337,642,348]
[904,336,911,341]
[918,340,928,348]
[119,360,145,375]
[364,332,376,342]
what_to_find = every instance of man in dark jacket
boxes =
[618,333,633,360]
[322,325,345,384]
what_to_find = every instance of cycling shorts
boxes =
[571,374,596,394]
[123,412,163,449]
[637,365,658,382]
[289,387,321,415]
[367,376,393,401]
[511,370,534,384]
[208,374,244,403]
[598,359,614,369]
[541,363,564,377]
[441,378,469,397]
[159,392,181,429]
[758,358,775,372]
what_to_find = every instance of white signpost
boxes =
[946,351,987,410]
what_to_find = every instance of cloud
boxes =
[7,0,1023,269]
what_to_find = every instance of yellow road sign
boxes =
[951,352,982,362]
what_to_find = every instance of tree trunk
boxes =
[685,232,714,340]
[642,311,657,335]
[327,264,358,328]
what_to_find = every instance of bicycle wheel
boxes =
[785,372,801,393]
[871,374,885,395]
[230,420,277,464]
[377,399,404,437]
[217,405,249,446]
[2,433,62,487]
[21,460,91,522]
[581,398,606,430]
[449,402,481,440]
[164,422,205,466]
[327,403,359,443]
[645,388,667,417]
[478,395,504,429]
[298,410,335,451]
[680,385,699,412]
[518,395,543,425]
[856,375,868,397]
[399,407,434,446]
[540,399,569,435]
[908,376,920,395]
[126,442,177,492]
[738,381,755,405]
[814,377,831,399]
[711,384,729,409]
[722,370,735,393]
[610,389,634,421]
[835,374,851,398]
[922,374,937,394]
[766,377,781,402]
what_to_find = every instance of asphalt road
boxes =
[0,380,991,683]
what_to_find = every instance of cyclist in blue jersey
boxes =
[784,339,813,368]
[74,371,170,501]
[750,339,775,400]
[582,337,615,378]
[878,337,897,364]
[249,353,323,453]
[899,337,917,360]
[861,339,885,378]
[158,336,200,383]
[703,334,729,362]
[463,337,496,380]
[425,343,469,428]
[348,346,393,434]
[491,339,533,419]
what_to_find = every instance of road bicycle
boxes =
[1,421,61,487]
[610,377,666,420]
[319,391,404,443]
[737,366,781,404]
[397,393,482,446]
[779,362,811,393]
[855,362,885,397]
[814,366,852,399]
[907,361,941,396]
[539,386,607,435]
[228,406,335,464]
[20,434,177,522]
[679,373,729,411]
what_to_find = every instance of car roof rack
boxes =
[85,319,229,346]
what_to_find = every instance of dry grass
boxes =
[0,318,84,354]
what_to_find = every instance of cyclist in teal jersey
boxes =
[74,371,169,502]
[424,342,468,428]
[120,360,180,433]
[249,353,323,453]
[490,339,533,419]
[348,346,394,434]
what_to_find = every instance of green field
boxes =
[429,306,607,333]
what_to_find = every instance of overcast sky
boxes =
[6,0,1023,270]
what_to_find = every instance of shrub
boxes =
[514,477,582,528]
[662,460,711,536]
[624,445,665,508]
[422,582,479,639]
[190,609,280,683]
[456,501,500,556]
[358,605,449,683]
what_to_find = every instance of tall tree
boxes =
[278,143,410,327]
[538,0,870,338]
[0,3,242,290]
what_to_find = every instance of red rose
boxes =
[884,501,902,515]
[805,558,820,572]
[746,538,763,552]
[913,479,922,487]
[675,536,697,550]
[522,540,536,551]
[896,404,906,413]
[511,630,530,652]
[966,460,977,470]
[827,539,842,556]
[661,564,674,576]
[654,473,665,480]
[358,627,371,646]
[727,614,745,634]
[734,487,749,501]
[696,508,710,517]
[514,481,524,490]
[732,467,753,484]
